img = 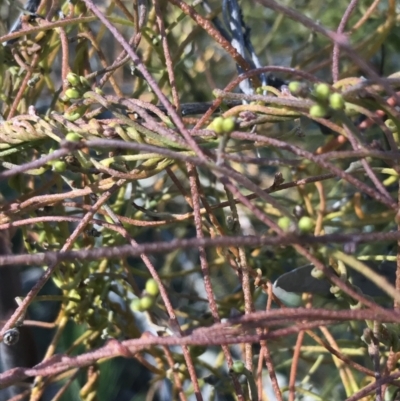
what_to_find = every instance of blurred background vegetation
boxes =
[0,0,400,400]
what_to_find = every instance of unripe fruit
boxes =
[65,132,82,142]
[232,361,245,374]
[65,88,81,100]
[209,116,224,134]
[278,216,292,231]
[139,296,155,311]
[145,278,159,297]
[52,161,67,172]
[221,117,236,133]
[288,81,309,97]
[288,81,301,94]
[329,93,345,110]
[309,104,328,118]
[130,298,142,312]
[298,216,314,233]
[314,83,331,100]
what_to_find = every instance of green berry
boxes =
[329,93,345,110]
[65,88,81,100]
[288,81,301,94]
[65,132,82,142]
[145,278,159,297]
[221,117,236,133]
[130,298,142,312]
[288,81,308,97]
[52,161,67,172]
[309,104,328,118]
[209,116,224,134]
[298,216,314,233]
[232,361,245,374]
[278,216,292,231]
[64,106,87,121]
[314,83,331,100]
[139,296,155,311]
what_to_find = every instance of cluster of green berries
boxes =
[208,116,236,134]
[288,81,345,118]
[130,278,160,312]
[61,72,104,121]
[278,215,314,234]
[46,145,67,173]
[46,131,84,173]
[63,72,92,101]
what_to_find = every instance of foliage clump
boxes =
[0,1,400,400]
